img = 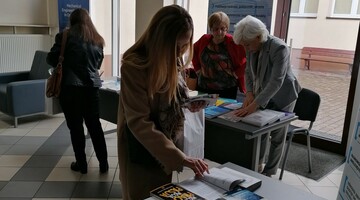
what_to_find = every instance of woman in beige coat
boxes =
[117,5,209,199]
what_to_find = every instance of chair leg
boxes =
[279,133,294,180]
[14,117,18,128]
[306,132,312,173]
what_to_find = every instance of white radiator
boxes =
[0,34,52,73]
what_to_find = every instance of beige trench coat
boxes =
[117,63,187,200]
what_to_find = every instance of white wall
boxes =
[120,0,136,54]
[90,0,112,55]
[188,0,209,42]
[0,0,49,25]
[135,0,163,41]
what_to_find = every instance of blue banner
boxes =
[208,0,273,34]
[58,0,90,31]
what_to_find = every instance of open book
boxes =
[184,93,218,108]
[178,167,262,200]
[219,109,289,127]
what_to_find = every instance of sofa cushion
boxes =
[28,51,52,80]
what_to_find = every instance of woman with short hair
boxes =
[192,11,247,99]
[233,15,301,177]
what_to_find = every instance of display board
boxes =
[208,0,273,33]
[58,0,89,31]
[337,108,360,200]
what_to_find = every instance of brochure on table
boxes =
[178,167,262,200]
[337,108,360,200]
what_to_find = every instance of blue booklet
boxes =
[217,188,265,200]
[205,106,231,119]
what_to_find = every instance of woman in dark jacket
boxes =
[47,8,108,174]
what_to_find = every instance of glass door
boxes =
[278,0,359,155]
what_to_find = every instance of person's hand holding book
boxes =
[183,157,210,177]
[186,100,208,112]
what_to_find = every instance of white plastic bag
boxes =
[183,109,205,159]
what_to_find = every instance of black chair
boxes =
[279,88,321,180]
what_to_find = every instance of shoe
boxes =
[261,172,272,177]
[258,164,264,173]
[100,161,109,173]
[71,162,87,174]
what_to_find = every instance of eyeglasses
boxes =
[211,27,228,33]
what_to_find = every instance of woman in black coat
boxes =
[47,8,108,174]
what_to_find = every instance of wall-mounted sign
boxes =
[208,0,273,34]
[58,0,89,31]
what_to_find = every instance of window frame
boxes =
[330,0,360,19]
[290,0,318,18]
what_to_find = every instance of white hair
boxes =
[233,15,269,45]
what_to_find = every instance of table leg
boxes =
[252,132,271,172]
[252,136,261,172]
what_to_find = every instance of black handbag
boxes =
[125,124,159,166]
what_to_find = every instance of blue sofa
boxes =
[0,50,51,127]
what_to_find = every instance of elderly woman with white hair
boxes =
[233,15,301,177]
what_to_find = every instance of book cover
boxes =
[219,102,243,110]
[184,93,218,108]
[150,183,205,200]
[217,188,265,200]
[205,106,231,119]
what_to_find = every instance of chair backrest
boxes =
[28,50,52,80]
[293,88,321,122]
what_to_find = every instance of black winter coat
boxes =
[47,31,104,88]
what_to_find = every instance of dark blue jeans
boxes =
[59,86,108,167]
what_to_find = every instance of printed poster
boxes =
[58,0,89,31]
[208,0,273,34]
[337,109,360,200]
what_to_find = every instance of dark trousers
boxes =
[59,86,108,166]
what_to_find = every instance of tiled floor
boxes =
[0,112,343,200]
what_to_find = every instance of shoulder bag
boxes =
[46,30,68,98]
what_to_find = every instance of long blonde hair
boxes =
[122,5,193,103]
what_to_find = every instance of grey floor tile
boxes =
[0,181,42,198]
[4,145,40,155]
[24,155,61,168]
[0,182,7,190]
[0,136,22,145]
[34,145,69,156]
[15,136,48,146]
[71,182,112,198]
[34,181,77,198]
[11,167,53,181]
[0,145,11,155]
[45,136,71,146]
[109,182,122,199]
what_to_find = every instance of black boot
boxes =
[71,162,88,174]
[99,161,109,173]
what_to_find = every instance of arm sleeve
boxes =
[46,33,62,67]
[120,65,186,173]
[254,44,290,108]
